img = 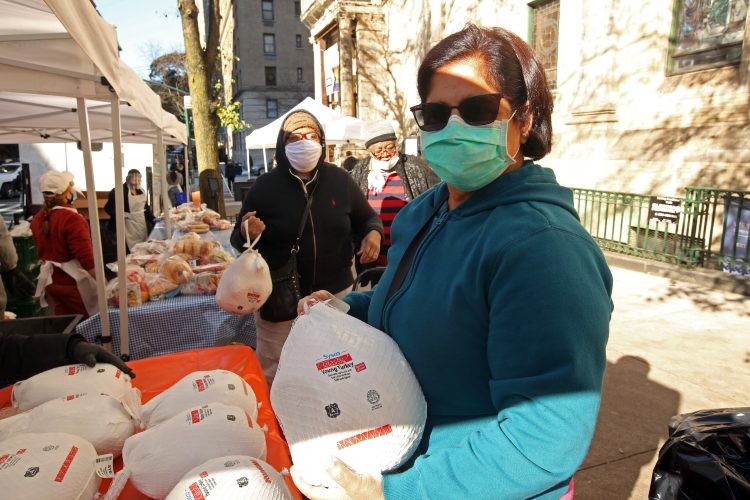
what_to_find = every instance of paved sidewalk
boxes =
[575,262,750,499]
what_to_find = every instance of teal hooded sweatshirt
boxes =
[345,162,613,499]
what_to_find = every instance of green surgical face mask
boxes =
[420,114,517,191]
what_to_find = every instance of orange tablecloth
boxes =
[0,345,301,499]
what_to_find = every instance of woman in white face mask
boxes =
[230,110,384,387]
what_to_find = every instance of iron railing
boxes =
[571,187,749,275]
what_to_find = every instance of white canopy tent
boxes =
[0,0,186,359]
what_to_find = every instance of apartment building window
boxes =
[529,0,559,90]
[266,99,278,118]
[668,0,748,74]
[263,33,276,55]
[295,1,301,16]
[297,67,303,82]
[296,34,303,48]
[265,66,277,86]
[262,0,274,23]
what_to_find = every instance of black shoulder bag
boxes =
[259,194,313,322]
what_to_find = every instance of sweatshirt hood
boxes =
[428,161,579,221]
[275,110,327,172]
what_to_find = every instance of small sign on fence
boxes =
[648,196,682,225]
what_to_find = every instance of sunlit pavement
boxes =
[576,258,750,499]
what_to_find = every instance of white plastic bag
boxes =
[103,403,267,500]
[166,455,292,500]
[11,363,133,412]
[0,390,140,457]
[270,302,427,489]
[0,432,101,500]
[216,231,272,315]
[140,369,259,428]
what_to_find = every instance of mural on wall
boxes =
[672,0,748,72]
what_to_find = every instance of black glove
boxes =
[69,338,136,379]
[1,267,35,298]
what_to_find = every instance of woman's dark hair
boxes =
[416,24,553,159]
[42,192,66,235]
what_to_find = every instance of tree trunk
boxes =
[177,0,225,216]
[178,0,219,174]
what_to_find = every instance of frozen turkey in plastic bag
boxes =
[270,302,427,489]
[216,231,272,315]
[0,432,101,500]
[11,363,133,412]
[102,402,267,500]
[0,390,140,457]
[141,369,258,428]
[166,455,292,500]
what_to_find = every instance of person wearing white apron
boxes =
[104,169,155,253]
[30,171,98,318]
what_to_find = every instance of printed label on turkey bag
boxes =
[95,454,115,478]
[187,405,213,424]
[192,375,216,392]
[336,424,393,449]
[65,365,89,376]
[186,475,219,500]
[0,449,25,470]
[54,446,78,482]
[316,352,355,381]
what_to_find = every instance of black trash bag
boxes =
[649,407,750,500]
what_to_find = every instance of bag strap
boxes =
[382,193,447,313]
[291,192,314,257]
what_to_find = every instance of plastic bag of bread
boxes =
[166,455,292,500]
[180,272,221,295]
[216,232,272,316]
[102,403,267,500]
[140,370,258,429]
[106,278,147,307]
[160,255,193,284]
[144,273,179,301]
[174,237,217,256]
[0,432,101,500]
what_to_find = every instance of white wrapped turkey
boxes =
[11,363,133,412]
[140,369,258,428]
[0,432,101,500]
[102,402,267,500]
[270,302,427,490]
[0,390,139,457]
[166,455,292,500]
[216,231,272,315]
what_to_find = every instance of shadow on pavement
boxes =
[655,279,750,317]
[575,356,680,499]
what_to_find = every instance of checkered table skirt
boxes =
[76,294,256,360]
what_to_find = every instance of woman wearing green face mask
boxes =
[293,25,613,500]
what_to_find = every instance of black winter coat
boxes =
[230,112,383,297]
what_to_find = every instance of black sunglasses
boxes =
[410,93,504,132]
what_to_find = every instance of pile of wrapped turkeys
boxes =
[0,364,292,499]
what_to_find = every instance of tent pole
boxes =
[76,97,111,347]
[109,97,129,360]
[262,147,268,173]
[156,129,172,238]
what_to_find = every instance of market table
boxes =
[0,345,301,499]
[76,294,256,360]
